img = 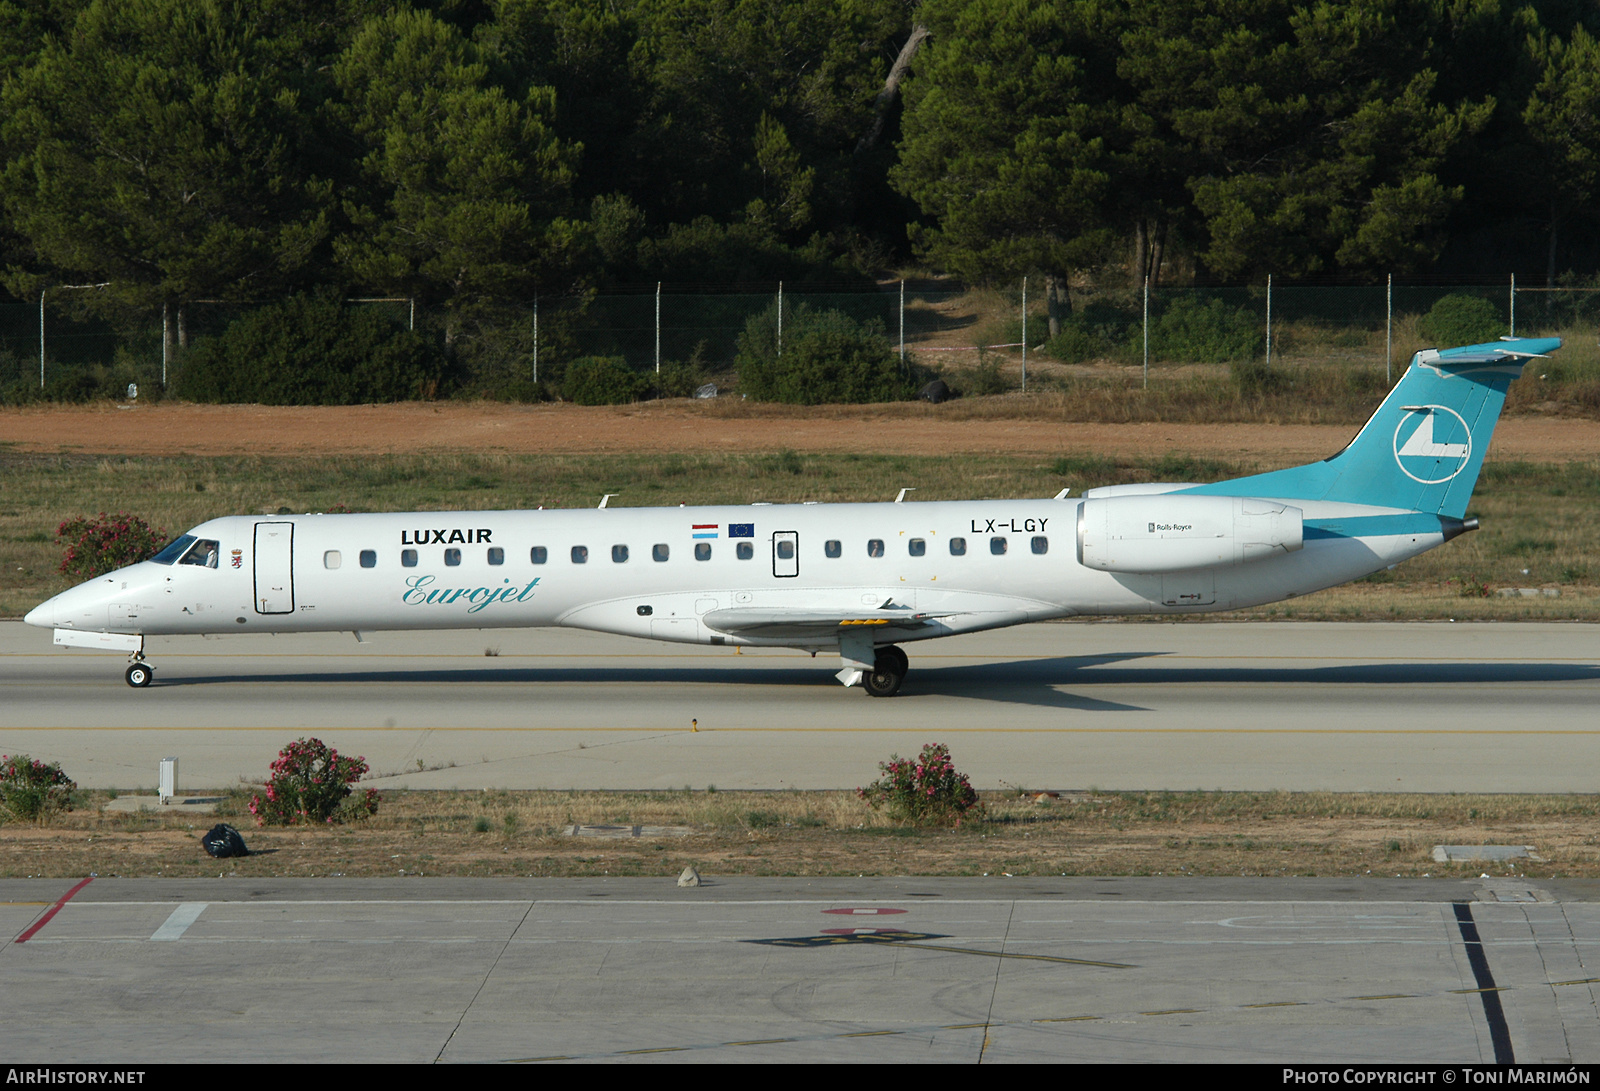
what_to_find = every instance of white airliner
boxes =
[25,337,1558,695]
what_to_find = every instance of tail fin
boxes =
[1185,337,1559,517]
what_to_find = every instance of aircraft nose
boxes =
[24,599,54,628]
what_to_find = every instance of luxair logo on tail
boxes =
[1393,405,1472,484]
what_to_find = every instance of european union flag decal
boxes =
[728,523,755,538]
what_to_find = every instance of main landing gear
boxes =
[125,649,154,688]
[863,644,908,698]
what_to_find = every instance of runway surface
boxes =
[3,875,1597,1063]
[2,620,1597,792]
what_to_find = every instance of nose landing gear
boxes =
[125,646,154,688]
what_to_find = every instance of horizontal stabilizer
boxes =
[1416,339,1559,367]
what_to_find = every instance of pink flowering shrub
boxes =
[857,742,983,825]
[248,737,380,826]
[56,512,167,580]
[0,754,76,823]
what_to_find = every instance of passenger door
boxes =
[253,522,295,614]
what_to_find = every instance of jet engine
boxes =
[1077,495,1303,573]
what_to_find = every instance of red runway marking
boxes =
[13,878,93,944]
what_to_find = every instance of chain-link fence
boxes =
[4,278,1594,401]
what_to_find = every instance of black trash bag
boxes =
[918,379,950,404]
[201,823,249,858]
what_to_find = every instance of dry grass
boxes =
[3,788,1596,880]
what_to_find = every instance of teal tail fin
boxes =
[1185,337,1559,517]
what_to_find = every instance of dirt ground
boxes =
[4,400,1599,462]
[3,801,1593,880]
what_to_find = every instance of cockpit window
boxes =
[179,539,220,568]
[150,535,197,565]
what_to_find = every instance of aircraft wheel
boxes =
[863,654,905,698]
[879,644,908,676]
[125,663,154,688]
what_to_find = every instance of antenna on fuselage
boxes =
[598,494,618,509]
[894,488,915,503]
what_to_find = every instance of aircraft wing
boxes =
[700,607,949,641]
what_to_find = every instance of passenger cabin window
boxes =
[990,537,1007,555]
[612,544,629,563]
[402,549,418,567]
[445,548,461,566]
[487,547,504,565]
[695,542,712,561]
[151,535,198,565]
[950,537,967,556]
[736,542,753,560]
[776,540,795,560]
[360,550,376,568]
[653,544,670,562]
[1031,536,1048,555]
[825,540,841,558]
[181,539,220,568]
[867,539,885,558]
[530,547,547,564]
[323,550,341,569]
[908,538,926,557]
[571,545,588,564]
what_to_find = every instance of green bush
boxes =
[1043,300,1140,363]
[0,754,76,824]
[561,356,654,404]
[2,344,171,404]
[174,291,448,404]
[948,356,1009,396]
[656,342,713,398]
[736,302,913,404]
[248,737,378,826]
[1417,294,1506,347]
[1232,359,1290,395]
[1149,296,1262,362]
[57,512,168,580]
[857,742,983,826]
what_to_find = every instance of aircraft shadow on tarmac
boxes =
[151,652,1600,713]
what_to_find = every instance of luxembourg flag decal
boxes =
[692,524,718,539]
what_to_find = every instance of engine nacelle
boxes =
[1077,495,1303,574]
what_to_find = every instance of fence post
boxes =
[1020,275,1027,393]
[899,279,905,369]
[532,295,538,385]
[655,282,661,374]
[408,298,415,332]
[1509,272,1516,337]
[1265,273,1272,365]
[1142,275,1149,390]
[776,281,783,357]
[1385,273,1392,385]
